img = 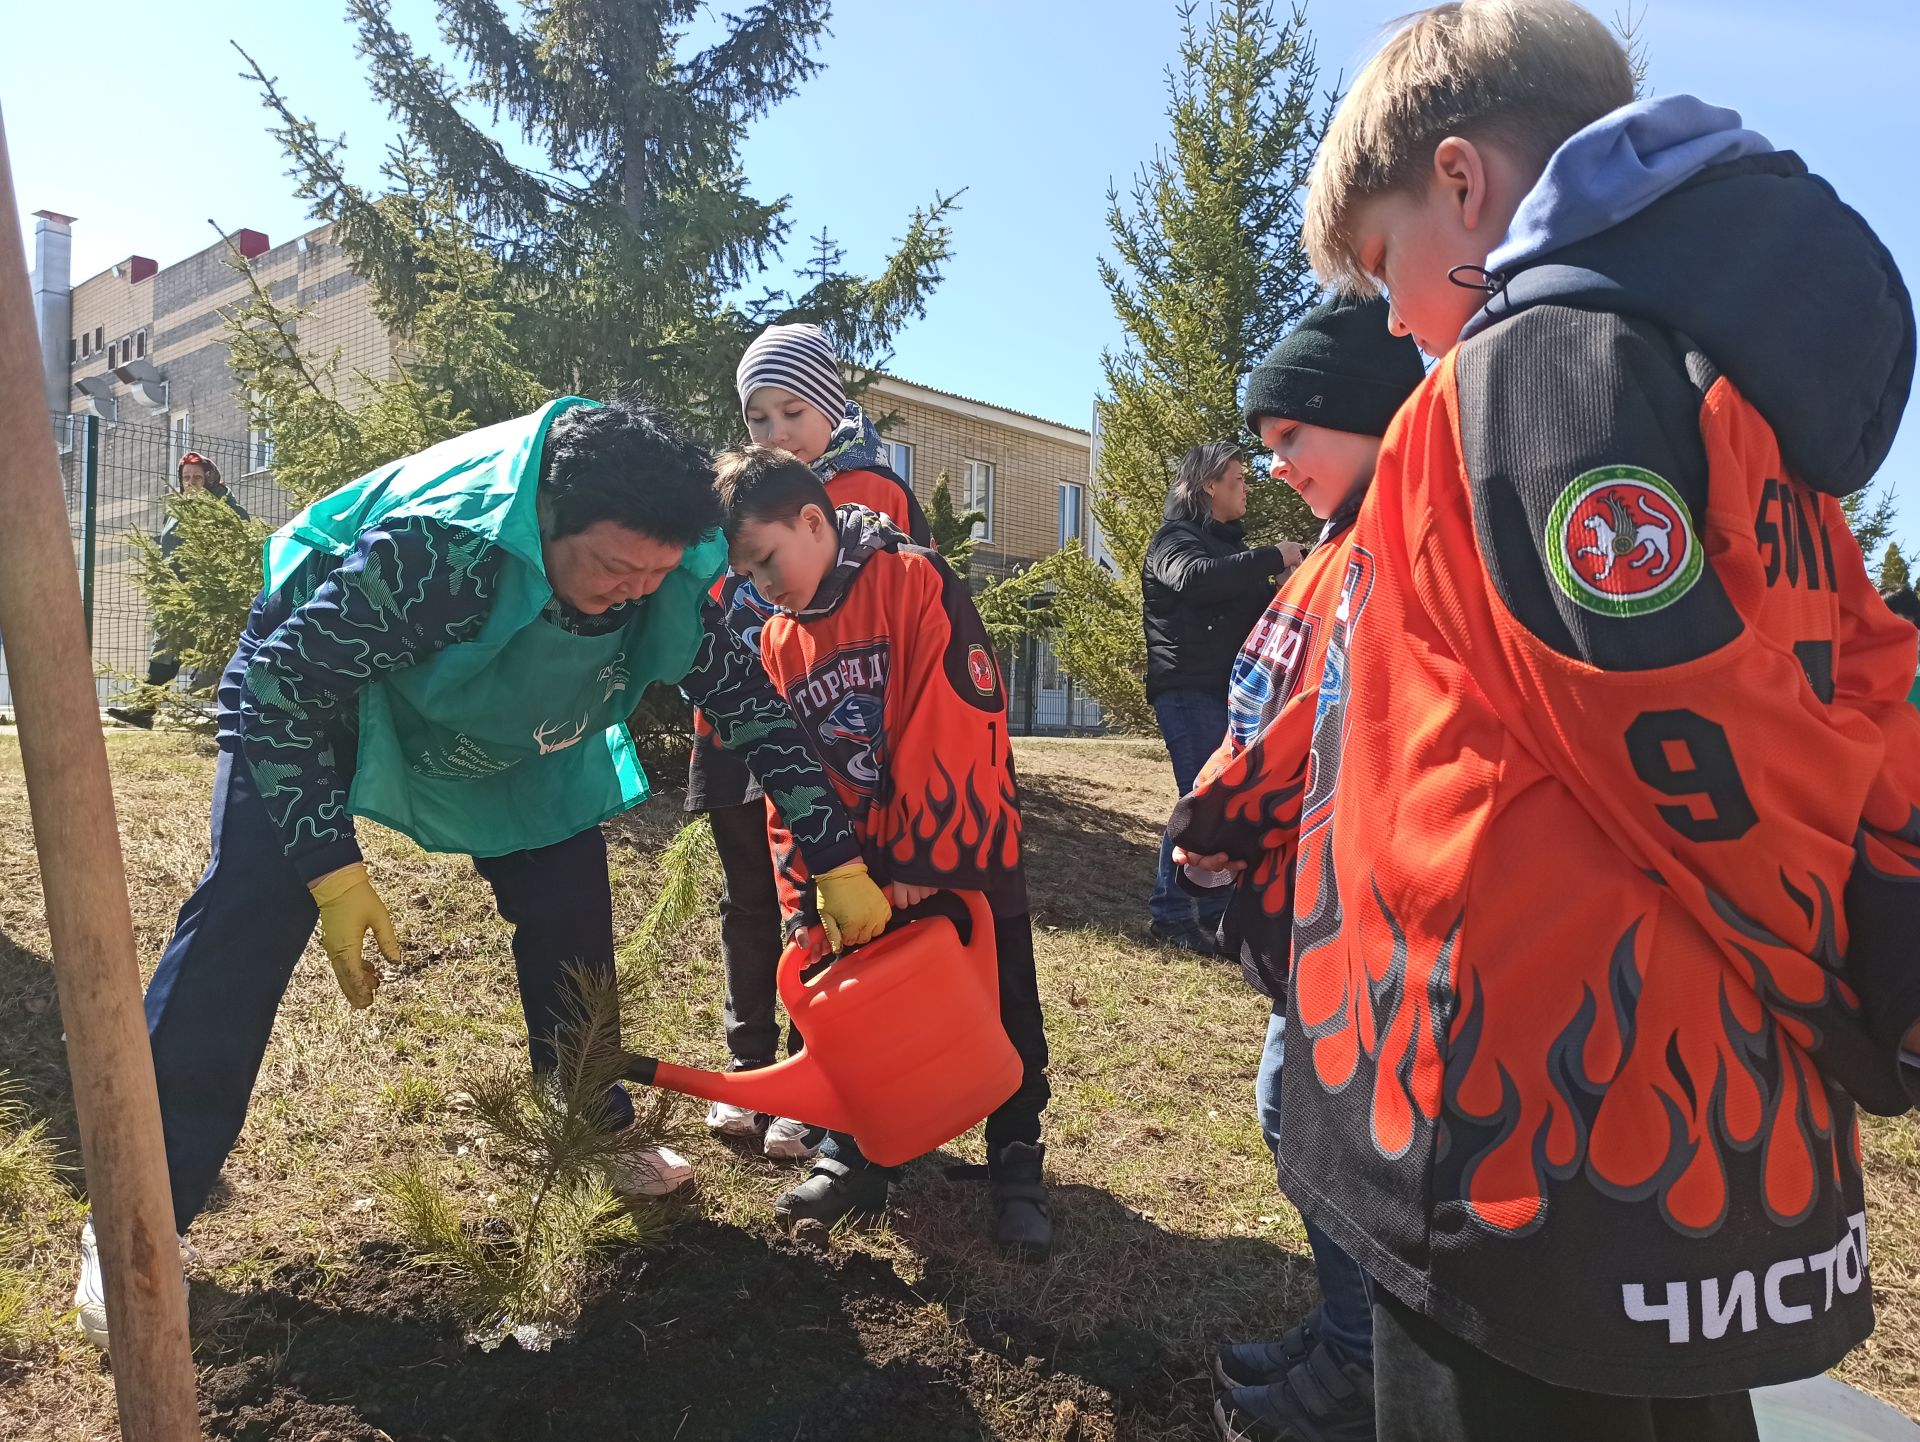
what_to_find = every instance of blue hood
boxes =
[1487,96,1773,273]
[1464,95,1913,498]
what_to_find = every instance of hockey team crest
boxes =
[788,641,890,796]
[966,644,997,696]
[1546,465,1701,617]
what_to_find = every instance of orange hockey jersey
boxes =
[758,506,1024,923]
[1168,496,1364,997]
[1280,257,1920,1396]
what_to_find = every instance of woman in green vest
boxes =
[74,396,892,1351]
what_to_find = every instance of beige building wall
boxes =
[859,375,1092,582]
[66,222,398,450]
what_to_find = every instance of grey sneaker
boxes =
[602,1144,694,1198]
[705,1100,761,1138]
[763,1116,825,1160]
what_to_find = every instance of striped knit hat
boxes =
[736,323,847,426]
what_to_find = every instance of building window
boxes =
[94,326,103,352]
[80,332,90,359]
[247,391,275,474]
[135,330,146,358]
[964,459,995,542]
[172,413,193,466]
[1058,482,1084,550]
[107,342,117,368]
[1039,637,1062,692]
[69,337,77,364]
[880,439,913,485]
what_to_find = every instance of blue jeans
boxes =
[1149,688,1232,931]
[145,746,633,1233]
[1257,1007,1374,1364]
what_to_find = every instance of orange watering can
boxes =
[621,889,1021,1166]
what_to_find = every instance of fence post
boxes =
[80,412,99,642]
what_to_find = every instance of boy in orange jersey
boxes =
[1268,2,1919,1438]
[1168,293,1426,1442]
[690,323,931,1161]
[714,446,1052,1261]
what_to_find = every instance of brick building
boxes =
[37,211,396,457]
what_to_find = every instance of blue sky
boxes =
[6,0,1915,540]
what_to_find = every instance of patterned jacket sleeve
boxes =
[679,595,862,876]
[238,517,502,882]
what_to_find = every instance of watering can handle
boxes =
[775,890,996,994]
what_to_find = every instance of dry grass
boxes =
[0,733,1914,1438]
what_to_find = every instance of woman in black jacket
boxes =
[1141,441,1299,953]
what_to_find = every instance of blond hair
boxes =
[1304,0,1633,289]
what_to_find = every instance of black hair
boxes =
[537,396,721,545]
[1882,584,1920,628]
[712,445,832,541]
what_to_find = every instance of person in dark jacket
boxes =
[109,452,250,729]
[1140,442,1299,953]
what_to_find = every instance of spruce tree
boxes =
[1880,541,1911,594]
[980,0,1328,729]
[238,0,959,439]
[926,472,984,578]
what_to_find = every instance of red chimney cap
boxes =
[129,256,157,283]
[233,228,270,259]
[33,209,78,225]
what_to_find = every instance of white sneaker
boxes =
[763,1117,824,1160]
[603,1144,695,1198]
[705,1100,762,1138]
[75,1216,196,1351]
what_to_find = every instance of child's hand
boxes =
[886,880,937,909]
[1172,846,1248,875]
[1277,540,1308,570]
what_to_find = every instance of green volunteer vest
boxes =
[262,397,725,858]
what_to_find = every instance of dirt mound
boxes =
[188,1224,1154,1442]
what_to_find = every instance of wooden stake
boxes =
[0,109,200,1438]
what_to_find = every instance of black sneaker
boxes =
[988,1141,1053,1263]
[1211,1340,1375,1442]
[773,1157,888,1243]
[1149,920,1219,956]
[1212,1319,1320,1390]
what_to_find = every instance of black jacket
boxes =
[1141,496,1282,701]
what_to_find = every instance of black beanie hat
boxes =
[1241,294,1426,439]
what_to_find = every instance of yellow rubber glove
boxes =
[814,859,891,950]
[308,862,399,1008]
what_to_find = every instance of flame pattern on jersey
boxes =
[760,506,1025,921]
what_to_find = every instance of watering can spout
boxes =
[621,1052,853,1135]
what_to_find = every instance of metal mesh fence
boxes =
[0,414,297,711]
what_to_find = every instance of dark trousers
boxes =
[1149,688,1231,931]
[709,798,796,1067]
[145,747,629,1234]
[819,905,1050,1172]
[1372,1289,1759,1442]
